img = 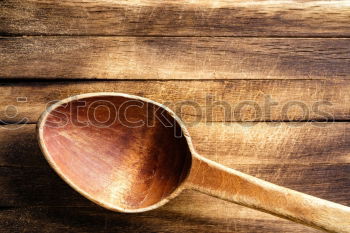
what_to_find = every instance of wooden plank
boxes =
[2,164,349,207]
[0,205,321,233]
[1,123,349,205]
[1,37,350,79]
[0,123,348,232]
[1,158,349,207]
[1,123,350,168]
[0,79,350,123]
[1,0,350,37]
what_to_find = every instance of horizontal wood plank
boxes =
[0,205,321,233]
[1,123,350,168]
[1,37,350,79]
[0,80,350,123]
[1,123,349,204]
[2,164,348,207]
[1,0,350,37]
[0,123,349,232]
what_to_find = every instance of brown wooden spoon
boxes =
[37,93,350,233]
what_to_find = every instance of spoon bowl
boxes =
[38,93,350,232]
[38,93,193,212]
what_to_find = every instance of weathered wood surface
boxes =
[1,0,350,37]
[1,37,350,79]
[2,123,350,168]
[1,123,349,232]
[2,163,348,206]
[0,205,322,233]
[0,80,349,123]
[1,0,349,232]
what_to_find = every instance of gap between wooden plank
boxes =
[2,35,350,38]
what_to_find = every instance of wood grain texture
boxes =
[2,163,349,207]
[0,205,323,233]
[1,123,350,204]
[188,157,350,233]
[2,122,350,167]
[1,0,350,37]
[1,0,349,231]
[3,122,350,169]
[0,80,350,123]
[1,123,349,232]
[1,37,350,79]
[33,93,349,230]
[38,94,192,211]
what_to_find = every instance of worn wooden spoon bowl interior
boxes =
[38,94,192,212]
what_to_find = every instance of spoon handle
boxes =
[186,155,350,233]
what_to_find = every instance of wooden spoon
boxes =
[37,93,350,233]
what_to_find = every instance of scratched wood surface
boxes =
[1,124,349,233]
[0,0,349,232]
[1,37,350,79]
[1,0,350,37]
[1,80,350,124]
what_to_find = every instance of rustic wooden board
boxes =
[2,163,348,206]
[1,0,350,37]
[1,123,349,232]
[0,80,349,123]
[1,37,350,79]
[0,205,322,233]
[1,123,350,168]
[1,0,349,231]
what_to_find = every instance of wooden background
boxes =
[1,0,350,232]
